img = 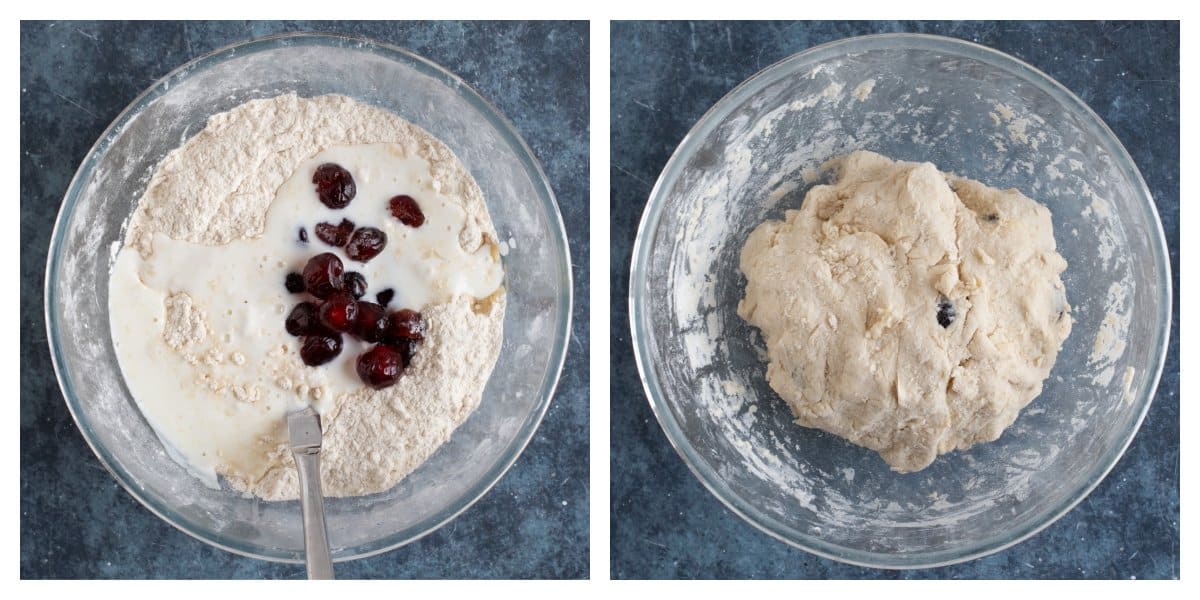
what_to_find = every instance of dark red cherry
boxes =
[353,301,388,343]
[388,195,425,227]
[300,334,342,366]
[312,163,356,209]
[285,302,323,336]
[315,218,356,247]
[302,253,344,299]
[318,292,358,332]
[385,308,425,342]
[937,296,956,328]
[356,345,404,389]
[345,227,387,262]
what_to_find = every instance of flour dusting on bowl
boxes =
[634,34,1169,567]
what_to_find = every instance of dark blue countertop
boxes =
[20,21,589,579]
[610,21,1178,579]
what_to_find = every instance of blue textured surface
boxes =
[21,21,589,579]
[610,21,1178,579]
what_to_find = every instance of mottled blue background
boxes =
[21,21,589,579]
[610,21,1178,579]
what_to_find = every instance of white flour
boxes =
[114,94,504,500]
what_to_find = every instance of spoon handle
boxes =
[293,449,334,579]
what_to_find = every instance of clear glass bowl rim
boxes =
[44,31,573,564]
[629,32,1172,569]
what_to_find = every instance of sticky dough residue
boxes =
[1089,282,1134,388]
[851,78,876,102]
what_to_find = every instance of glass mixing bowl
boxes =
[45,33,571,563]
[630,34,1171,569]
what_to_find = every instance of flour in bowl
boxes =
[109,94,505,500]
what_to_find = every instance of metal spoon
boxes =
[287,407,334,579]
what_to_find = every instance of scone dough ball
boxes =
[737,150,1071,472]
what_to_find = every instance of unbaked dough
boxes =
[737,150,1071,472]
